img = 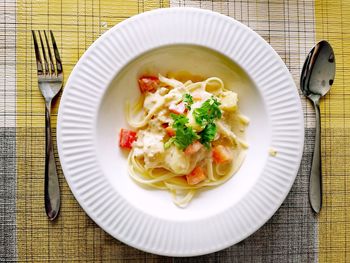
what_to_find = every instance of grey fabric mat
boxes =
[0,128,17,261]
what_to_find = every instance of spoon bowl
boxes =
[300,40,335,213]
[301,40,336,100]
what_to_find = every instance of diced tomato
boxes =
[212,145,233,164]
[186,166,206,185]
[138,76,160,93]
[165,126,176,137]
[119,128,137,149]
[169,102,186,114]
[184,141,203,155]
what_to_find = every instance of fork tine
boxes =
[43,31,55,75]
[38,31,49,75]
[32,30,43,75]
[50,31,62,75]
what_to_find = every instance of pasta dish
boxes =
[119,73,249,207]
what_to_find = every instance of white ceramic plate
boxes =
[57,8,304,257]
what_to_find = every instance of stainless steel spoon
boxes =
[300,40,335,213]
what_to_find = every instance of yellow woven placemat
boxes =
[315,1,350,262]
[16,1,170,262]
[12,0,350,261]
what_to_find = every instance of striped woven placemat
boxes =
[0,0,349,262]
[315,1,350,262]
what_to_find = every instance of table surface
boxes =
[0,0,349,262]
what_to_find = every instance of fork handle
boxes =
[45,101,60,220]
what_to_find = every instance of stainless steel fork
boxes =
[32,30,63,220]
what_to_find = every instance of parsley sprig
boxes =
[183,94,193,110]
[194,97,221,148]
[164,114,199,150]
[199,122,217,148]
[165,96,222,150]
[193,97,221,127]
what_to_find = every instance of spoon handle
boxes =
[310,100,322,213]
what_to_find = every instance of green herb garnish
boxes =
[183,93,194,110]
[193,97,222,127]
[199,122,217,148]
[171,114,188,129]
[165,114,200,150]
[165,97,222,150]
